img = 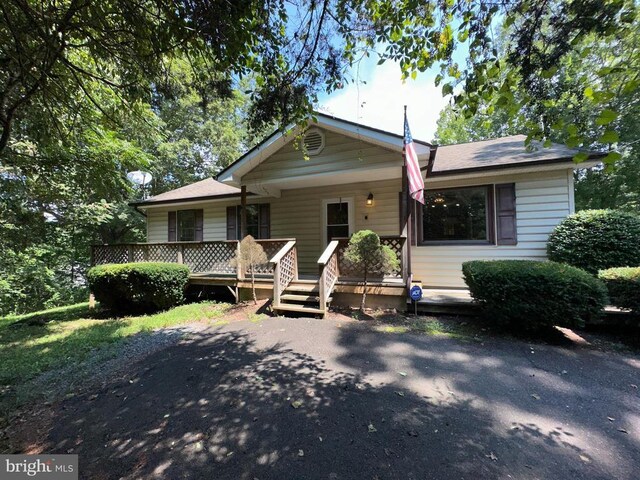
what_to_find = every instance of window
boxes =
[236,205,260,239]
[168,209,203,242]
[420,186,491,243]
[322,198,354,246]
[326,202,349,243]
[226,204,270,240]
[178,210,197,241]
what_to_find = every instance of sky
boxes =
[317,57,452,143]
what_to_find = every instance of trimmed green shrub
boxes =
[462,260,608,331]
[87,262,190,312]
[598,267,640,312]
[547,209,640,274]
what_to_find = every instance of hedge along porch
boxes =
[93,112,604,314]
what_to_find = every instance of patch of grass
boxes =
[248,312,268,323]
[411,319,458,337]
[372,316,482,340]
[0,301,230,412]
[0,303,94,328]
[376,325,410,334]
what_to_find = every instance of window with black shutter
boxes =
[168,209,204,241]
[226,204,271,239]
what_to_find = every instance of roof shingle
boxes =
[431,135,600,174]
[135,178,240,206]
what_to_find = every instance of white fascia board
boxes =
[426,161,601,183]
[136,195,271,211]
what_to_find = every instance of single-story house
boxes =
[92,113,603,315]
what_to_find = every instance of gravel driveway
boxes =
[19,317,640,480]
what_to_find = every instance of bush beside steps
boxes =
[598,267,640,313]
[87,262,190,313]
[462,260,608,332]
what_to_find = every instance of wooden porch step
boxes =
[280,294,332,303]
[273,304,325,315]
[285,283,320,293]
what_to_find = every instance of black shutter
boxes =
[226,206,237,240]
[168,211,177,242]
[195,209,204,241]
[495,183,517,245]
[259,204,270,239]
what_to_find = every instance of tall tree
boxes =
[435,15,640,212]
[1,0,636,164]
[147,59,259,194]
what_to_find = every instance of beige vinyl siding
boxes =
[143,179,401,274]
[145,201,252,242]
[243,128,402,182]
[270,179,401,274]
[411,170,573,288]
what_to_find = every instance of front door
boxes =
[322,198,354,247]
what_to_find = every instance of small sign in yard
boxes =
[409,285,423,301]
[409,283,423,316]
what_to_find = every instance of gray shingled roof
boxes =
[134,135,603,206]
[134,178,240,206]
[431,135,602,174]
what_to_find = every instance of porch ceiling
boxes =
[245,163,403,196]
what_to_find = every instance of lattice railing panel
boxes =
[337,236,405,278]
[252,240,288,275]
[183,242,236,274]
[323,251,339,301]
[146,244,179,263]
[278,246,297,292]
[132,246,147,262]
[92,245,129,265]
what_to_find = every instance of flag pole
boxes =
[402,105,412,290]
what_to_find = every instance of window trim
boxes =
[418,185,495,246]
[321,197,354,248]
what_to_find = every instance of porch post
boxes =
[240,185,247,239]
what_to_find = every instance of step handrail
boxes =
[270,240,298,308]
[318,240,340,313]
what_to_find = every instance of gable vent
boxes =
[303,128,325,155]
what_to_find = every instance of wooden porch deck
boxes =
[91,237,409,315]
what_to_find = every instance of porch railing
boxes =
[252,239,291,275]
[270,240,298,308]
[91,241,239,274]
[318,240,339,312]
[91,239,293,278]
[335,235,406,280]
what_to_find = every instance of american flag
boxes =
[404,111,425,204]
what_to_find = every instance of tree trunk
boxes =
[251,266,257,305]
[360,268,367,312]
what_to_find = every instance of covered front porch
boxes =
[90,236,408,316]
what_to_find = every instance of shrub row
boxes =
[462,260,608,331]
[88,262,190,312]
[598,267,640,312]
